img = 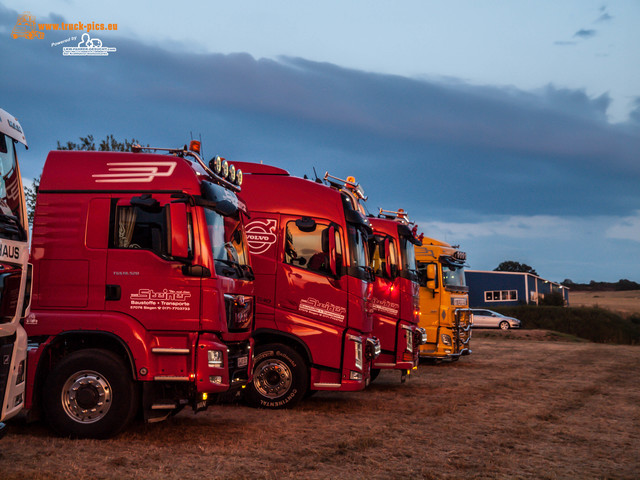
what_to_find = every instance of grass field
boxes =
[2,330,639,480]
[569,290,640,316]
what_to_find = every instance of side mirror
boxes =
[426,263,437,290]
[329,225,337,276]
[384,237,392,279]
[168,203,190,260]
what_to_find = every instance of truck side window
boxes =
[110,205,167,255]
[284,221,340,276]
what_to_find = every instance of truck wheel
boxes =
[245,344,308,409]
[43,349,138,439]
[499,321,510,330]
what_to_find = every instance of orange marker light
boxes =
[189,140,201,154]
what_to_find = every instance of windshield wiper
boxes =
[214,258,242,277]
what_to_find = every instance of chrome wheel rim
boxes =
[61,370,112,424]
[253,359,293,399]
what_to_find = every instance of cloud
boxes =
[414,213,640,282]
[1,2,639,227]
[415,215,577,241]
[629,98,640,124]
[574,29,597,39]
[596,13,613,22]
[606,210,640,242]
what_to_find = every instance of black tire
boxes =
[499,321,510,330]
[245,344,308,409]
[369,368,381,383]
[43,349,138,439]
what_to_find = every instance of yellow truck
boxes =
[415,238,472,361]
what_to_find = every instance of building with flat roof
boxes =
[465,270,569,308]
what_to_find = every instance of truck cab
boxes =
[415,238,472,360]
[235,163,380,408]
[0,109,29,438]
[26,144,254,438]
[368,208,426,381]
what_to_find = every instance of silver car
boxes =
[471,309,521,330]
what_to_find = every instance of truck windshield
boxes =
[399,236,418,282]
[0,134,26,241]
[204,208,251,279]
[442,263,466,287]
[347,225,371,281]
[368,235,397,278]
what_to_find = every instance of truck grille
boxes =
[0,334,16,406]
[227,342,252,386]
[454,308,473,352]
[224,294,254,332]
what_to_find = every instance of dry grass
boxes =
[570,290,640,317]
[3,331,639,479]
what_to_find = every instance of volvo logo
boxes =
[246,219,277,255]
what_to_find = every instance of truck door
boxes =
[105,195,201,332]
[275,216,348,369]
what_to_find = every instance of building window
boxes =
[484,290,518,302]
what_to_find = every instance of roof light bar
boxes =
[130,144,242,190]
[378,208,412,224]
[324,172,367,200]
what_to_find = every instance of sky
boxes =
[2,0,639,283]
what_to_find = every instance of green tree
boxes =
[494,261,538,276]
[25,175,40,225]
[57,134,142,152]
[26,135,144,224]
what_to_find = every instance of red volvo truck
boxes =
[367,208,426,382]
[25,144,254,438]
[322,175,426,382]
[234,163,380,408]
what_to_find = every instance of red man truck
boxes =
[25,143,254,438]
[368,208,426,382]
[234,163,380,408]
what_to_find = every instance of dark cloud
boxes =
[596,12,613,22]
[1,4,639,223]
[574,29,597,39]
[629,98,640,124]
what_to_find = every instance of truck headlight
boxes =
[441,334,452,346]
[349,334,363,370]
[208,350,224,368]
[406,329,414,353]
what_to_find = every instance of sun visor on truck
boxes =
[344,209,373,236]
[398,224,422,246]
[199,180,241,217]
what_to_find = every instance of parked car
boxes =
[470,309,521,330]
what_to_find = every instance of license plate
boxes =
[196,401,207,411]
[237,355,248,367]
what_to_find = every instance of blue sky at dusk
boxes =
[2,1,639,283]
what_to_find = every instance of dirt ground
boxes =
[569,290,640,317]
[2,330,639,480]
